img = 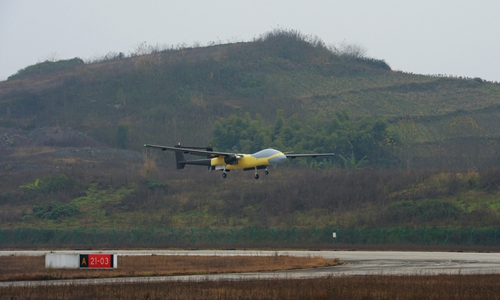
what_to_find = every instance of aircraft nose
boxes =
[268,154,287,165]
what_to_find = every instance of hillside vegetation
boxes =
[2,30,499,167]
[1,29,500,231]
[2,163,500,229]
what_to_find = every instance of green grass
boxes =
[72,184,133,211]
[453,190,500,213]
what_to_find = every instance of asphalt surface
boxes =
[2,250,500,287]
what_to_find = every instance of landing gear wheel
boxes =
[222,172,227,178]
[265,170,269,175]
[254,173,259,180]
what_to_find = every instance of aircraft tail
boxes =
[173,143,213,170]
[174,144,186,169]
[175,151,186,169]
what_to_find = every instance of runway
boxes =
[2,250,500,287]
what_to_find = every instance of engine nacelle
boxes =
[224,154,241,165]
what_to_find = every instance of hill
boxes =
[1,29,500,231]
[2,30,500,167]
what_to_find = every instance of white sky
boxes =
[1,0,499,82]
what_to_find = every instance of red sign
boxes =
[80,254,114,268]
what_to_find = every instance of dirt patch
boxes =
[0,127,142,173]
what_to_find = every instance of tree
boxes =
[117,124,130,149]
[210,109,397,168]
[331,41,368,59]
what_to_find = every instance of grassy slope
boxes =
[1,39,499,150]
[4,167,500,230]
[1,33,500,230]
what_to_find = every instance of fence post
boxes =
[151,229,155,244]
[130,229,136,244]
[424,229,427,245]
[191,229,195,244]
[18,229,22,244]
[357,229,361,245]
[470,229,474,245]
[34,229,41,244]
[401,229,406,244]
[73,229,78,245]
[252,229,256,244]
[443,229,450,245]
[272,229,276,243]
[210,229,215,244]
[229,229,234,244]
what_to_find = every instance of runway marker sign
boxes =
[79,254,115,269]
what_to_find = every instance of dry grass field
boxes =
[2,254,500,299]
[2,274,500,299]
[0,254,338,281]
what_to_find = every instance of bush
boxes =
[144,179,169,191]
[256,29,328,63]
[39,174,73,194]
[27,201,79,220]
[117,124,130,149]
[8,57,84,80]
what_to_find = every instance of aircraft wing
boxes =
[144,144,234,157]
[286,153,335,158]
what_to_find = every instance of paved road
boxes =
[2,250,500,287]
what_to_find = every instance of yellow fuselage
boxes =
[210,149,286,170]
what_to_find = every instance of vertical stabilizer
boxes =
[175,152,186,169]
[174,144,186,169]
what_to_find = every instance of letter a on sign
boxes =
[79,254,89,268]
